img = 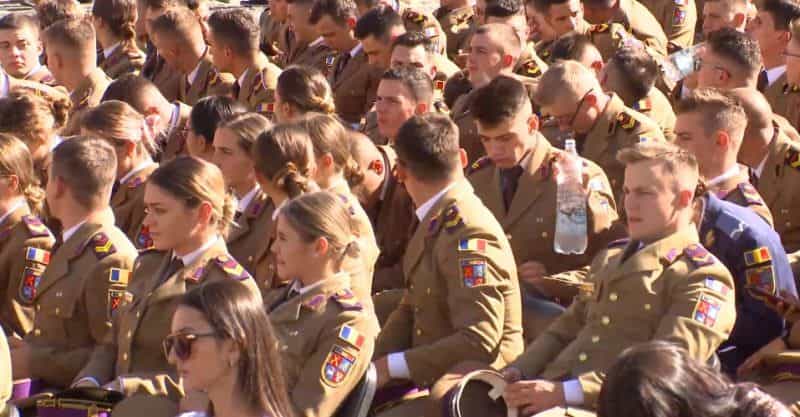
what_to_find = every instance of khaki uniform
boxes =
[329,48,381,126]
[157,102,192,162]
[579,21,629,61]
[267,277,378,417]
[376,180,524,387]
[25,213,137,388]
[606,0,669,56]
[98,44,146,79]
[630,88,676,142]
[0,331,10,417]
[434,5,475,62]
[75,239,260,397]
[514,42,548,80]
[111,163,158,249]
[511,228,736,408]
[764,73,788,121]
[709,166,774,227]
[402,9,448,56]
[783,84,800,131]
[62,67,111,136]
[226,187,275,276]
[0,206,55,337]
[259,11,292,62]
[637,0,696,51]
[234,54,281,117]
[23,65,57,86]
[283,39,336,76]
[142,51,182,103]
[434,54,461,79]
[179,56,235,106]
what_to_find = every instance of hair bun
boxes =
[343,239,360,258]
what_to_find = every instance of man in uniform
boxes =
[702,0,748,36]
[434,0,476,62]
[0,13,56,85]
[259,0,293,61]
[140,0,183,102]
[500,141,736,415]
[468,76,621,339]
[536,60,665,203]
[783,18,800,129]
[696,28,762,90]
[484,0,549,79]
[43,18,110,136]
[371,66,435,145]
[284,0,336,71]
[373,113,523,417]
[354,5,407,73]
[206,8,281,113]
[150,7,234,106]
[638,0,696,52]
[9,138,137,389]
[581,0,668,56]
[311,0,381,127]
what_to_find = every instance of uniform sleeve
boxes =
[74,312,121,385]
[584,170,624,258]
[84,255,134,344]
[659,0,695,51]
[29,340,93,387]
[402,232,509,386]
[375,291,414,357]
[291,315,375,417]
[6,236,54,336]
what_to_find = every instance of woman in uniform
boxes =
[81,100,158,249]
[91,0,145,78]
[185,96,246,162]
[268,191,378,417]
[73,156,261,413]
[212,113,274,276]
[273,66,336,123]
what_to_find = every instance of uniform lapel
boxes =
[227,189,269,244]
[582,94,623,160]
[148,238,225,304]
[333,49,365,89]
[37,222,102,295]
[503,139,552,228]
[607,227,695,283]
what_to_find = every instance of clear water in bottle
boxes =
[554,139,588,255]
[661,43,703,86]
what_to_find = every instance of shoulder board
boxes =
[403,10,426,23]
[331,288,363,311]
[783,83,800,94]
[522,60,542,77]
[90,232,117,260]
[213,255,251,281]
[21,215,52,238]
[302,294,326,310]
[785,147,800,170]
[442,203,464,233]
[738,182,765,206]
[616,111,640,132]
[590,23,610,33]
[467,156,494,175]
[632,97,652,112]
[608,238,629,248]
[208,70,220,87]
[683,243,715,267]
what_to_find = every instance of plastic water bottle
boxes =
[661,43,703,86]
[554,139,588,255]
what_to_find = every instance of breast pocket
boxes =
[36,281,81,342]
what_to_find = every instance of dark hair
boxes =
[394,113,461,182]
[443,72,473,109]
[207,8,260,56]
[530,0,570,13]
[276,65,336,115]
[218,112,273,154]
[0,133,46,215]
[35,0,83,30]
[252,124,315,198]
[485,0,523,18]
[285,0,314,6]
[706,28,763,75]
[0,13,40,34]
[51,137,117,209]
[178,280,295,417]
[42,17,95,54]
[549,33,598,62]
[380,66,434,104]
[354,4,402,41]
[189,96,247,146]
[149,6,202,41]
[102,74,166,110]
[391,30,436,55]
[761,0,800,30]
[299,113,364,187]
[309,0,357,25]
[470,75,529,127]
[91,0,137,46]
[608,47,658,102]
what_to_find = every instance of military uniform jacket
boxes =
[698,193,796,373]
[75,239,260,396]
[235,54,281,114]
[434,5,475,61]
[637,0,696,50]
[268,277,378,417]
[111,163,158,249]
[23,65,57,86]
[259,12,292,62]
[709,166,774,227]
[764,72,788,121]
[329,47,381,126]
[632,88,676,142]
[514,43,547,80]
[158,102,192,162]
[510,227,736,408]
[359,110,385,146]
[375,180,524,387]
[283,38,335,76]
[0,331,11,417]
[25,214,137,388]
[99,44,146,79]
[609,0,669,56]
[580,21,631,62]
[226,187,275,276]
[783,83,800,130]
[0,205,55,337]
[402,9,448,55]
[142,51,182,103]
[179,56,235,106]
[62,67,111,136]
[467,137,620,282]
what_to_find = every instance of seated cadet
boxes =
[73,157,260,410]
[139,0,184,102]
[373,114,524,417]
[9,138,138,389]
[267,191,379,417]
[207,8,281,115]
[674,88,773,225]
[732,88,800,287]
[310,0,381,127]
[149,7,234,106]
[536,60,665,204]
[783,18,800,130]
[0,13,57,85]
[80,101,159,248]
[468,76,620,340]
[42,18,111,136]
[434,0,476,63]
[600,47,677,142]
[0,134,56,338]
[92,0,146,79]
[102,74,192,162]
[501,141,736,416]
[697,28,762,90]
[484,0,548,79]
[391,31,459,88]
[184,96,247,162]
[273,65,337,123]
[373,66,435,146]
[259,0,293,61]
[451,23,537,164]
[212,113,275,277]
[580,0,668,56]
[283,0,335,70]
[748,0,800,121]
[354,5,408,74]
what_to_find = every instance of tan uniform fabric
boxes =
[637,0,696,51]
[62,67,111,136]
[764,72,788,121]
[158,102,192,162]
[783,84,800,131]
[226,187,275,276]
[99,44,146,79]
[630,88,676,142]
[0,331,11,417]
[259,12,292,62]
[514,43,548,80]
[179,56,235,106]
[234,54,281,114]
[111,163,158,250]
[283,39,336,75]
[142,52,182,103]
[608,0,669,56]
[434,5,475,62]
[329,48,381,126]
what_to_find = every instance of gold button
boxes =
[601,316,610,325]
[126,331,132,338]
[248,256,253,262]
[55,307,60,315]
[281,345,288,351]
[541,232,548,238]
[122,353,128,361]
[644,304,651,311]
[56,291,62,297]
[426,288,431,295]
[416,328,422,336]
[36,304,40,311]
[591,335,600,343]
[506,234,512,240]
[136,311,141,318]
[578,353,588,362]
[609,293,618,301]
[786,222,792,228]
[34,329,41,336]
[409,284,414,290]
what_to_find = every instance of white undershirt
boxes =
[706,164,740,188]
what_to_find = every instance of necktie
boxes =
[111,180,121,197]
[501,165,524,210]
[335,52,350,80]
[757,70,769,92]
[232,80,241,99]
[160,256,184,285]
[234,211,243,222]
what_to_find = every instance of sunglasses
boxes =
[162,332,217,361]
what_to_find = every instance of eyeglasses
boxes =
[162,332,217,360]
[558,88,594,129]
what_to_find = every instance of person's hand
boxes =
[500,366,522,383]
[9,338,32,379]
[738,337,789,377]
[373,356,392,389]
[518,262,548,285]
[503,379,565,416]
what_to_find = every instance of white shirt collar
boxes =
[272,198,288,221]
[51,135,63,151]
[62,220,88,242]
[415,182,458,221]
[237,68,249,87]
[348,43,363,58]
[0,199,25,226]
[754,154,769,178]
[119,159,156,185]
[237,185,260,213]
[168,102,181,135]
[309,37,325,47]
[0,70,9,98]
[325,177,349,192]
[765,65,786,87]
[25,63,44,80]
[706,164,740,188]
[186,51,206,86]
[177,235,219,266]
[103,42,121,59]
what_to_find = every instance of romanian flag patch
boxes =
[744,247,771,266]
[458,239,487,253]
[25,247,51,265]
[322,345,356,386]
[108,268,130,286]
[692,294,721,327]
[338,325,365,349]
[460,258,487,288]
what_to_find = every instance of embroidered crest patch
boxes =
[322,345,356,386]
[108,289,125,318]
[672,8,686,24]
[692,294,721,327]
[19,267,43,304]
[137,225,154,249]
[460,258,487,288]
[684,244,714,267]
[746,265,776,295]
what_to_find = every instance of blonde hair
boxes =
[276,66,336,116]
[0,133,46,215]
[674,88,747,145]
[252,124,316,198]
[81,100,158,157]
[616,141,700,193]
[281,191,360,262]
[218,112,272,153]
[148,156,235,238]
[299,113,364,187]
[0,90,70,150]
[535,60,598,107]
[92,0,138,48]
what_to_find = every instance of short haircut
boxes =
[189,95,248,145]
[42,17,95,55]
[608,47,658,102]
[285,0,315,6]
[485,0,524,17]
[35,0,83,30]
[474,23,522,59]
[381,66,434,104]
[149,6,202,41]
[616,140,699,185]
[535,60,597,107]
[394,113,461,182]
[142,0,197,10]
[51,136,117,209]
[309,0,358,25]
[762,0,800,30]
[354,5,403,41]
[549,33,598,62]
[675,87,747,139]
[706,28,762,75]
[353,0,378,9]
[391,30,437,55]
[531,0,571,14]
[208,8,259,55]
[470,75,529,127]
[0,13,41,34]
[102,74,165,110]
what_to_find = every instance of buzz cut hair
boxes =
[675,87,747,142]
[149,6,202,41]
[535,60,598,107]
[616,141,700,190]
[208,8,260,55]
[42,17,95,55]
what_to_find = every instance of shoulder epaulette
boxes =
[331,288,362,311]
[213,255,250,281]
[608,238,629,248]
[589,23,610,33]
[683,243,715,267]
[785,147,800,170]
[303,294,326,310]
[521,60,542,77]
[783,83,800,94]
[21,215,52,238]
[467,156,493,175]
[616,111,640,132]
[738,182,765,206]
[90,232,117,260]
[403,10,426,24]
[247,199,267,218]
[442,203,464,233]
[127,174,146,189]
